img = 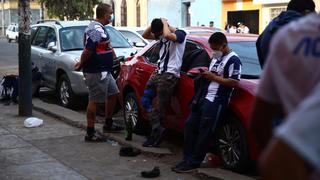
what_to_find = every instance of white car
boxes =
[5,24,19,43]
[116,27,150,50]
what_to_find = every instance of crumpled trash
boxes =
[24,117,43,128]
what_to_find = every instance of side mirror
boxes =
[47,42,57,52]
[134,42,145,48]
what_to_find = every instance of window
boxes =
[44,28,57,48]
[120,30,146,45]
[181,41,210,73]
[30,26,38,41]
[270,7,286,20]
[121,0,127,26]
[143,43,160,64]
[229,41,261,78]
[136,0,141,27]
[32,26,49,48]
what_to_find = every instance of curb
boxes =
[32,99,172,156]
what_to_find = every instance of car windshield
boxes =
[59,25,131,51]
[229,41,261,78]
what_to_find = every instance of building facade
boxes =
[102,0,222,28]
[1,0,42,28]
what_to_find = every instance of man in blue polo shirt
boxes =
[75,3,123,142]
[141,18,187,147]
[173,32,242,172]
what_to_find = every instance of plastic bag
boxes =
[24,117,43,128]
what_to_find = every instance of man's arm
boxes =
[142,26,155,40]
[201,71,239,88]
[75,49,92,71]
[250,97,279,149]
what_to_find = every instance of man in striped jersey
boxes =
[141,18,187,147]
[173,32,242,172]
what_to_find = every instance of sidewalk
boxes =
[31,98,256,180]
[0,102,199,180]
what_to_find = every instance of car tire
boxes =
[57,74,78,109]
[124,92,150,137]
[15,36,18,43]
[7,36,11,43]
[215,114,250,173]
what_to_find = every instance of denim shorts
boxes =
[84,72,119,103]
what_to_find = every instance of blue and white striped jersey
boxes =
[205,51,242,102]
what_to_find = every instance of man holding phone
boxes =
[173,32,242,172]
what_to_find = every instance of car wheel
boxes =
[7,36,11,43]
[57,74,78,109]
[15,36,18,43]
[124,92,150,136]
[215,115,250,173]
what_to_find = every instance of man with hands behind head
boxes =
[141,18,187,147]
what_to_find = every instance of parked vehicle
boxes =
[182,26,221,34]
[5,24,19,43]
[117,33,261,172]
[30,20,136,108]
[116,27,150,50]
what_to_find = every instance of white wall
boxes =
[147,0,182,27]
[189,0,221,27]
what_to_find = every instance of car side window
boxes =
[32,26,49,48]
[121,30,145,45]
[181,41,210,73]
[44,28,57,48]
[143,43,160,64]
[30,27,38,41]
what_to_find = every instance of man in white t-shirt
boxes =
[250,13,320,179]
[141,18,187,147]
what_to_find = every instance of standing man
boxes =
[250,13,320,179]
[75,3,123,142]
[256,0,315,68]
[209,21,214,28]
[141,18,187,147]
[172,32,242,172]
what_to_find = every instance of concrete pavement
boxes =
[30,98,256,180]
[0,102,199,180]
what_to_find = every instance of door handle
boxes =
[135,68,144,73]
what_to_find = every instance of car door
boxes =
[31,26,51,86]
[41,27,58,87]
[171,41,211,131]
[134,43,160,98]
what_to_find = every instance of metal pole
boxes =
[1,0,4,36]
[18,0,32,116]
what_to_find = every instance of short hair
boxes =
[96,3,112,19]
[208,32,227,45]
[151,18,163,34]
[287,0,315,13]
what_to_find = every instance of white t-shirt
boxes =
[257,13,320,115]
[275,82,320,170]
[157,29,187,77]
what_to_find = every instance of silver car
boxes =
[31,20,136,108]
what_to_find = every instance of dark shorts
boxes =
[84,72,119,103]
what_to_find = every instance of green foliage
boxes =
[39,0,100,20]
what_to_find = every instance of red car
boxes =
[117,33,261,172]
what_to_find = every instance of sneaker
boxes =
[172,162,198,173]
[119,147,141,157]
[152,127,167,147]
[142,136,156,147]
[141,166,160,178]
[103,123,124,133]
[171,161,187,171]
[84,133,106,142]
